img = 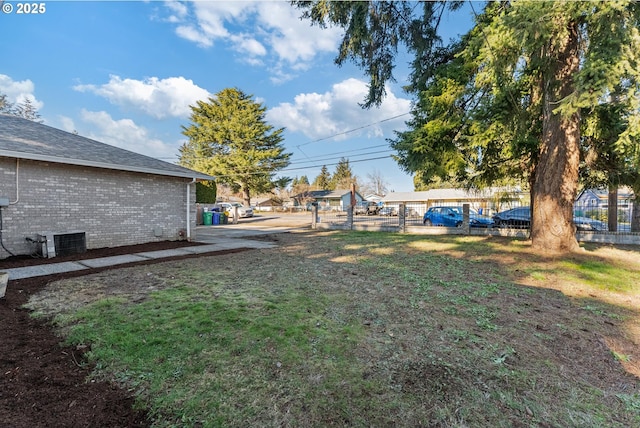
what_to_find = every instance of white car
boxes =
[217,202,253,218]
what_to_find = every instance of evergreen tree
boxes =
[292,175,311,195]
[180,88,291,206]
[294,1,640,252]
[195,181,217,203]
[273,176,293,199]
[0,92,42,122]
[15,98,42,122]
[331,157,356,190]
[313,165,333,190]
[0,94,12,114]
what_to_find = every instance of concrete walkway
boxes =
[4,233,279,281]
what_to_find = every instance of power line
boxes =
[210,154,395,179]
[295,112,410,149]
[289,149,394,166]
[158,113,409,162]
[291,143,390,161]
[281,155,394,173]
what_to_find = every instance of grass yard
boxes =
[26,231,640,427]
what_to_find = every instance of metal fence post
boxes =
[232,206,239,224]
[311,204,318,229]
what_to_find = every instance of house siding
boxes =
[0,158,196,257]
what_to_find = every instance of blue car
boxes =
[423,206,494,228]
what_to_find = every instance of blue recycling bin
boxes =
[212,212,221,225]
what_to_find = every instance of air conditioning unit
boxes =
[36,231,87,258]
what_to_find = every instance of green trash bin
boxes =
[203,211,213,226]
[212,212,221,225]
[221,213,228,224]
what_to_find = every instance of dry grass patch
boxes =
[26,230,640,427]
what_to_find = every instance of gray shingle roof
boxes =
[295,189,364,200]
[0,114,213,180]
[382,188,522,202]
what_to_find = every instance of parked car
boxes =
[423,206,494,228]
[379,206,397,216]
[355,201,380,215]
[493,206,608,231]
[492,207,531,228]
[573,216,607,231]
[216,202,254,218]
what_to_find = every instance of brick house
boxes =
[0,114,213,259]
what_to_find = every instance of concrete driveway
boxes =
[195,213,312,240]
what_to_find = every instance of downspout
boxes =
[0,159,19,256]
[10,159,19,204]
[186,178,196,240]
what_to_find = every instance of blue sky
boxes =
[1,1,472,193]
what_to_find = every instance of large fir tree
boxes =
[180,88,291,206]
[313,165,333,190]
[294,1,640,252]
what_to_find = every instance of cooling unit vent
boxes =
[36,231,87,258]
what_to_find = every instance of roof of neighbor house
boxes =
[577,187,635,201]
[0,114,214,180]
[382,188,522,203]
[253,197,281,206]
[364,193,384,201]
[300,189,363,200]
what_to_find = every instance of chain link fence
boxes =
[313,201,640,245]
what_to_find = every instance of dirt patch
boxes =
[0,240,252,428]
[0,240,204,269]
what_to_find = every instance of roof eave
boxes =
[0,150,215,181]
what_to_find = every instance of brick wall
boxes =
[0,158,197,258]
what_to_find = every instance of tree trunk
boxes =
[242,187,251,207]
[608,185,618,232]
[632,186,640,232]
[632,199,640,233]
[531,22,581,253]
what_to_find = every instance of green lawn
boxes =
[29,231,640,427]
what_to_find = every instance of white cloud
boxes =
[175,25,213,47]
[267,78,411,141]
[164,0,188,21]
[162,1,342,79]
[169,1,245,47]
[57,115,77,133]
[0,74,44,110]
[230,34,267,57]
[255,2,339,64]
[74,75,210,119]
[79,110,177,160]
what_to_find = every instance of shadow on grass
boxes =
[321,229,640,378]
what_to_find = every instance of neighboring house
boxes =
[381,188,524,216]
[575,187,635,222]
[363,193,384,204]
[0,114,213,259]
[293,189,364,211]
[252,197,282,211]
[575,187,634,209]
